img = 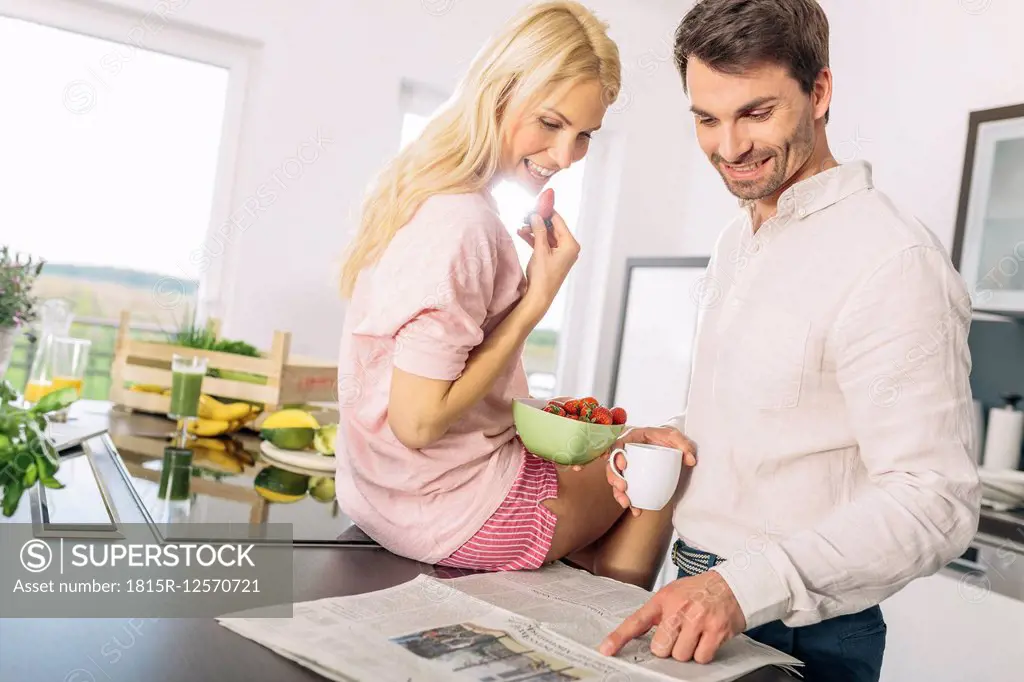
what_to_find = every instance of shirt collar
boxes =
[743,160,874,225]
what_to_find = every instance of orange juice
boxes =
[24,380,54,403]
[52,376,84,396]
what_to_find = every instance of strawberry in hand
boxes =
[536,188,555,226]
[518,188,558,248]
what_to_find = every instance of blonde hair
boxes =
[339,0,621,298]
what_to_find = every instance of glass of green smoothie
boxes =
[155,446,194,524]
[158,447,194,501]
[169,354,207,420]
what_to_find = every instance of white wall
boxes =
[33,0,1024,393]
[585,0,1024,400]
[41,0,698,367]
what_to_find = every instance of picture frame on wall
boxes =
[608,257,710,429]
[951,103,1024,315]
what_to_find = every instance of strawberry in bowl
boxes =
[513,396,628,467]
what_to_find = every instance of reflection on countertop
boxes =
[55,401,370,546]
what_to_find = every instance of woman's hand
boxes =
[519,208,580,324]
[517,187,557,249]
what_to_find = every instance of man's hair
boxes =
[673,0,831,123]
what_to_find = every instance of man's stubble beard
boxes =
[717,112,816,202]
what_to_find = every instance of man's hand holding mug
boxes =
[603,426,697,516]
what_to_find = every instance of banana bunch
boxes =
[128,384,262,437]
[128,384,167,394]
[180,395,261,437]
[190,436,254,474]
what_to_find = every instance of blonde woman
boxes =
[336,1,694,588]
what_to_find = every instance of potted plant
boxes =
[0,380,76,516]
[0,246,45,380]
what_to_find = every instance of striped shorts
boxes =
[437,449,560,571]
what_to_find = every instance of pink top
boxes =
[335,190,530,564]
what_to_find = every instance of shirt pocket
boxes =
[717,306,811,411]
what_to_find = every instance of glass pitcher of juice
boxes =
[24,335,55,403]
[50,336,91,397]
[39,298,75,337]
[23,298,76,403]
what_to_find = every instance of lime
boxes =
[308,477,336,503]
[313,424,338,456]
[261,427,316,450]
[254,466,309,504]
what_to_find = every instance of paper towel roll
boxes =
[982,403,1023,471]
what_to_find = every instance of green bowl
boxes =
[513,398,624,467]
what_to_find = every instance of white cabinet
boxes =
[879,569,1024,682]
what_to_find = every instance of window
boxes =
[0,5,248,398]
[400,98,585,399]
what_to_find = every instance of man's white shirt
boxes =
[664,160,982,629]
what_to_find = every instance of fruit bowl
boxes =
[513,398,625,467]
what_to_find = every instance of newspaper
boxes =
[217,562,803,682]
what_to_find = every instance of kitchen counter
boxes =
[943,505,1024,603]
[0,401,792,682]
[977,506,1024,550]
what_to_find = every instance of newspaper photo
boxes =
[217,562,803,682]
[447,563,804,682]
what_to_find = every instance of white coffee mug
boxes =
[609,443,683,511]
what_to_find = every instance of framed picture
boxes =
[608,257,710,428]
[951,103,1024,314]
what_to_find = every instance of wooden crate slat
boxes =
[110,311,338,417]
[117,388,171,414]
[125,340,275,376]
[286,354,337,368]
[278,365,340,404]
[202,376,279,404]
[118,364,280,404]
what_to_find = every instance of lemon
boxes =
[260,408,320,450]
[261,409,319,430]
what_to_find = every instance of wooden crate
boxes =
[109,311,338,417]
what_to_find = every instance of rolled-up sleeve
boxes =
[389,217,498,382]
[713,245,982,629]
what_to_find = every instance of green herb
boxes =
[170,322,260,357]
[0,380,75,517]
[163,307,263,380]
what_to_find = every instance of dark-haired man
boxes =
[600,1,981,680]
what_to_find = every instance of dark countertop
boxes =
[977,506,1024,550]
[0,402,793,682]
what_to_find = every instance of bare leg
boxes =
[540,457,674,589]
[587,504,675,591]
[541,458,624,565]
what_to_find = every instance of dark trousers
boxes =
[743,603,886,682]
[674,541,886,682]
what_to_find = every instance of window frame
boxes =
[0,0,256,323]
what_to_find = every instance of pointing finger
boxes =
[599,602,660,657]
